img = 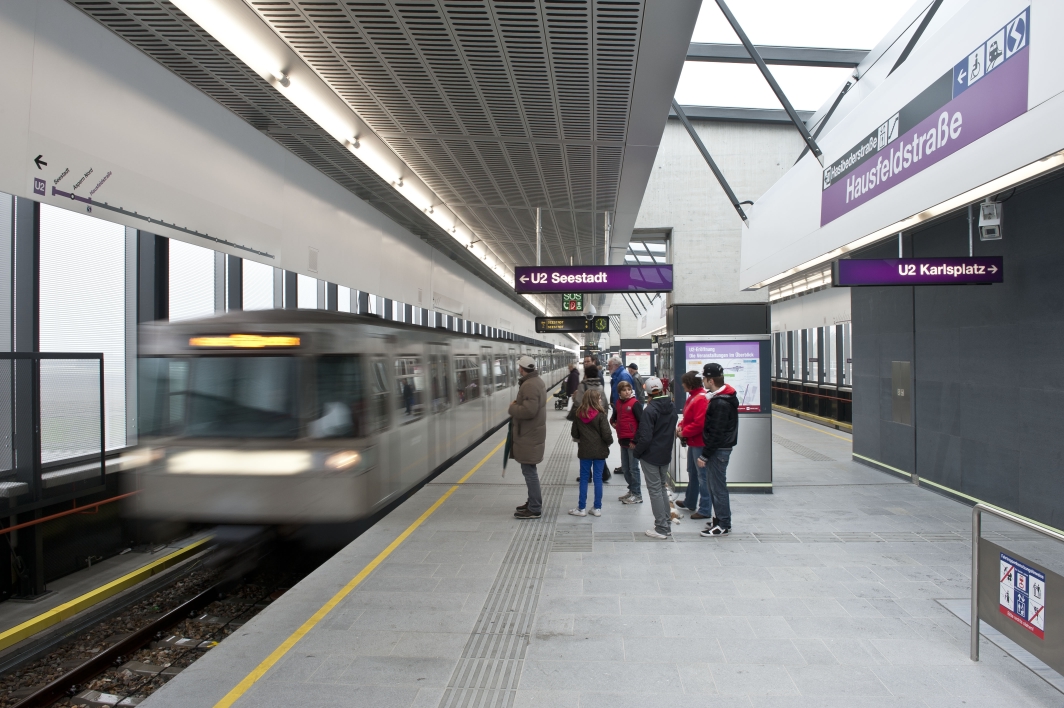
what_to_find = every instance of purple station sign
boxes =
[514,265,673,294]
[836,257,1003,286]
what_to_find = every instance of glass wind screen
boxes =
[297,274,317,309]
[39,204,127,453]
[169,239,216,322]
[243,260,274,311]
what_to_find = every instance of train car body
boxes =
[123,310,566,526]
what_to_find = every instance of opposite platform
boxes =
[141,408,1063,708]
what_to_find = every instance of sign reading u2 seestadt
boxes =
[535,316,610,334]
[835,257,1003,286]
[515,266,673,294]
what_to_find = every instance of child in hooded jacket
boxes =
[568,388,613,516]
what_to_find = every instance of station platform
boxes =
[141,409,1063,708]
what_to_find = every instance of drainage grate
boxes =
[772,435,835,461]
[439,433,575,708]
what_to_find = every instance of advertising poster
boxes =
[624,351,652,377]
[684,342,761,412]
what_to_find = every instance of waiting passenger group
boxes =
[508,354,738,539]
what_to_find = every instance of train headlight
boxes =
[120,447,164,470]
[324,451,362,471]
[168,450,312,475]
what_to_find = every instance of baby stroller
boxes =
[553,389,570,409]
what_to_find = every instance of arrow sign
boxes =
[835,257,1004,286]
[957,68,966,84]
[33,155,47,170]
[514,265,673,294]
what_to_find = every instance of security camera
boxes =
[978,199,1002,241]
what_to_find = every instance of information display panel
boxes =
[683,341,763,413]
[535,316,609,333]
[515,265,673,294]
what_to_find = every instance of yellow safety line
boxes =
[213,437,507,708]
[772,413,852,442]
[0,536,213,652]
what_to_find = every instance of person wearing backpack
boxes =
[610,379,643,505]
[571,364,604,409]
[568,388,613,517]
[634,377,678,539]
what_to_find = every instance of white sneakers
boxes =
[568,508,587,517]
[645,529,670,539]
[589,508,601,517]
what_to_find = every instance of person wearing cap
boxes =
[633,376,677,539]
[510,355,547,520]
[696,362,739,536]
[626,363,645,404]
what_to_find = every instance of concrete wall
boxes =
[851,172,1064,528]
[635,120,804,306]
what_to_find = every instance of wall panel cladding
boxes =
[851,172,1064,528]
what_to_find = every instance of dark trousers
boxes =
[706,448,733,528]
[521,463,542,514]
[683,445,708,511]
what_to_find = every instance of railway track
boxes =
[0,543,318,708]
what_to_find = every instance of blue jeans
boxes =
[684,445,710,514]
[620,445,641,496]
[578,459,605,510]
[706,448,733,528]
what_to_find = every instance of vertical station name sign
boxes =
[821,7,1029,225]
[835,257,1003,286]
[514,265,673,294]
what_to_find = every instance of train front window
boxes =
[186,357,299,437]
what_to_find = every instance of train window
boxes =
[454,356,480,404]
[138,358,189,436]
[395,357,425,424]
[509,353,517,385]
[493,356,508,391]
[481,348,493,395]
[369,358,391,432]
[310,356,363,438]
[185,356,299,438]
[430,355,451,412]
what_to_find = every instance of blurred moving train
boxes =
[122,310,568,528]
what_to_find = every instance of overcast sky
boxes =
[676,0,918,111]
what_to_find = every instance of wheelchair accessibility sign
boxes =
[1000,552,1046,639]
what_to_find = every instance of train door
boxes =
[508,349,517,400]
[367,355,395,504]
[429,345,453,466]
[394,354,427,486]
[480,346,493,430]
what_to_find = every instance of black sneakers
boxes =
[516,502,528,511]
[514,508,541,519]
[700,524,730,537]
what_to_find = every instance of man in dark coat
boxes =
[697,363,739,536]
[510,355,547,519]
[565,363,581,398]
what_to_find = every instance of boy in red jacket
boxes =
[675,371,711,519]
[610,380,643,504]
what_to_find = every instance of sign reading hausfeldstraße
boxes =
[835,257,1003,286]
[515,266,672,294]
[535,316,610,334]
[562,293,583,311]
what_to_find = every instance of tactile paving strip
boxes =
[438,433,575,708]
[772,434,835,461]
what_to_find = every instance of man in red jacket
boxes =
[675,371,710,519]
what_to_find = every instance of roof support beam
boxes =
[888,0,944,76]
[714,0,825,165]
[672,100,749,225]
[687,43,868,68]
[670,105,814,125]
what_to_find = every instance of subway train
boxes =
[121,309,568,530]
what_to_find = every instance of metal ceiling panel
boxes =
[68,0,696,308]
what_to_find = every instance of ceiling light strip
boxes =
[169,0,515,288]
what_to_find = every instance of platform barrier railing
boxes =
[971,503,1064,663]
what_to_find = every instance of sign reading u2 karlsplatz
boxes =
[514,265,673,294]
[835,257,1003,286]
